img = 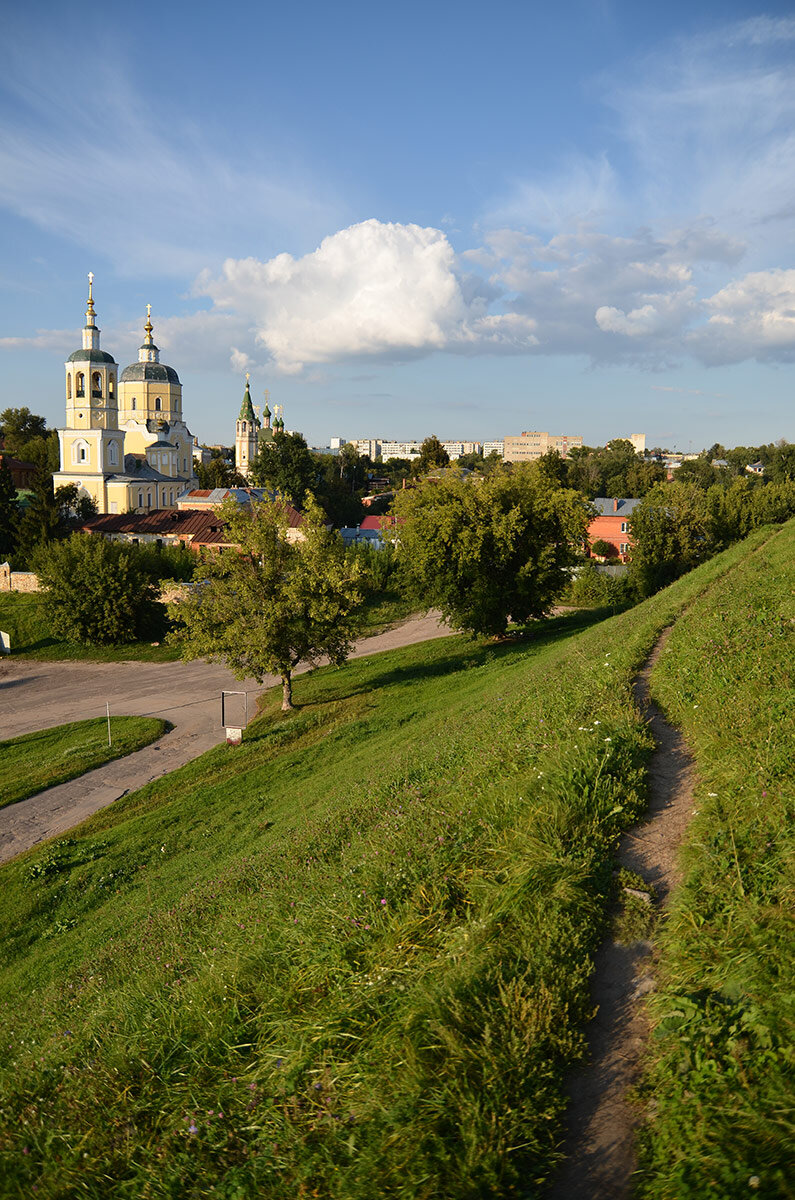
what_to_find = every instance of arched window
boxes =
[76,372,85,397]
[108,442,118,466]
[137,490,143,508]
[108,377,115,399]
[67,374,72,400]
[72,440,89,465]
[92,372,102,398]
[131,397,136,411]
[155,397,162,412]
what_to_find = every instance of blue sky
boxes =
[1,0,794,450]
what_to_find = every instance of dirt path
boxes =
[0,612,454,864]
[550,628,696,1199]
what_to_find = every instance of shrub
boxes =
[34,534,163,645]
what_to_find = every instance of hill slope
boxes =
[0,523,789,1198]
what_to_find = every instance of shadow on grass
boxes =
[294,606,615,707]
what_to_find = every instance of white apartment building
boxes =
[483,441,504,458]
[503,431,583,463]
[379,441,421,461]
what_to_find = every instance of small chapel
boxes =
[53,276,198,513]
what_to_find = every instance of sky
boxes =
[1,0,794,451]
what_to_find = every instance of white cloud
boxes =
[692,268,795,364]
[195,220,537,372]
[0,328,74,352]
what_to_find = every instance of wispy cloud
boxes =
[0,37,343,279]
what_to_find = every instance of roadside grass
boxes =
[0,718,168,809]
[0,593,180,663]
[0,526,779,1199]
[636,521,794,1199]
[356,586,420,635]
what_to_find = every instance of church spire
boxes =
[82,272,101,350]
[138,305,160,364]
[239,373,257,422]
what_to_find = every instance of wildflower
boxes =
[604,737,612,743]
[707,793,718,798]
[380,899,387,906]
[188,1124,198,1135]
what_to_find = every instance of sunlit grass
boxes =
[0,525,782,1198]
[0,717,168,809]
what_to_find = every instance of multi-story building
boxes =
[379,441,421,461]
[587,497,642,562]
[53,277,198,514]
[502,431,583,463]
[483,440,504,458]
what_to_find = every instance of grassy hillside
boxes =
[0,525,785,1198]
[0,718,168,809]
[637,523,794,1197]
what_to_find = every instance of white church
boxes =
[52,277,198,514]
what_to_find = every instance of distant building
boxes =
[483,441,504,458]
[380,441,421,461]
[235,378,279,479]
[503,431,583,463]
[0,452,37,490]
[353,438,381,459]
[629,433,646,455]
[587,497,642,562]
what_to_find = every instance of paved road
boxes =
[0,612,453,864]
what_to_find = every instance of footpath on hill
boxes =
[0,611,454,864]
[551,627,696,1199]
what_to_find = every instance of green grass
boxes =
[0,717,168,809]
[635,522,794,1199]
[357,586,422,635]
[0,592,180,662]
[0,525,783,1199]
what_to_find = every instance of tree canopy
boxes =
[391,465,590,636]
[34,534,161,645]
[249,431,317,506]
[414,435,450,474]
[169,498,365,709]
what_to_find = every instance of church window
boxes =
[67,375,72,399]
[108,442,118,466]
[92,372,102,398]
[147,492,152,507]
[108,377,115,399]
[131,397,137,411]
[137,490,143,508]
[155,397,162,411]
[76,372,85,397]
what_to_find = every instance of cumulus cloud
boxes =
[195,220,538,372]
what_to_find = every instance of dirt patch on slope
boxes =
[550,628,695,1199]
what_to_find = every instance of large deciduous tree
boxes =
[169,498,365,710]
[391,465,590,636]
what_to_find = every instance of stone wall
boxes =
[0,563,41,592]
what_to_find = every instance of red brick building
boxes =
[587,497,641,562]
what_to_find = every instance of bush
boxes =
[34,534,164,645]
[348,540,396,592]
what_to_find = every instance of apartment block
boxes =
[503,431,583,463]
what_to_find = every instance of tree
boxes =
[196,453,244,489]
[391,464,590,636]
[0,407,59,471]
[628,482,712,594]
[414,435,450,475]
[0,457,19,558]
[34,534,161,645]
[169,498,365,710]
[250,431,317,506]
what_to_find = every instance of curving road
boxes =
[0,612,453,864]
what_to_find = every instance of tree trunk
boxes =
[281,672,293,711]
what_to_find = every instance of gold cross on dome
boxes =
[246,372,250,383]
[146,304,151,318]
